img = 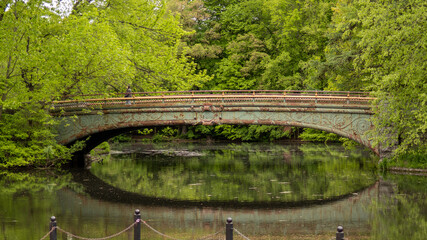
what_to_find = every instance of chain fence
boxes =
[40,220,138,240]
[40,218,228,240]
[233,228,251,240]
[141,219,225,240]
[140,219,182,240]
[56,220,139,240]
[39,214,344,240]
[196,229,224,240]
[39,225,57,240]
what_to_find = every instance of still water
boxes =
[0,142,426,239]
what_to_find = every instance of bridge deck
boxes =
[52,91,373,110]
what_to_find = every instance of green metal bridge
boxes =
[51,90,385,165]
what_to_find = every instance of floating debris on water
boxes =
[188,183,203,186]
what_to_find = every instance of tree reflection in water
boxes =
[90,142,378,204]
[2,143,426,239]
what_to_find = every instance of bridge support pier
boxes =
[379,145,397,162]
[378,133,399,162]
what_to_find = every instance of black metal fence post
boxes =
[49,216,57,240]
[226,217,233,240]
[336,225,344,240]
[134,209,141,240]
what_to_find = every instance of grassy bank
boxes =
[380,147,427,171]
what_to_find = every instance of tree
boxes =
[0,0,73,167]
[0,0,211,168]
[299,0,426,157]
[265,0,334,90]
[100,0,210,92]
[355,0,427,155]
[302,0,367,91]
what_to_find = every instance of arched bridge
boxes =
[51,90,382,163]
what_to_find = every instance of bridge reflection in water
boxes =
[58,171,381,239]
[61,142,378,239]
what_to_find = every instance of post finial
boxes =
[336,225,344,240]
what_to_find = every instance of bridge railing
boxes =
[59,90,370,99]
[52,90,373,109]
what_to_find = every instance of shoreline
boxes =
[388,167,427,176]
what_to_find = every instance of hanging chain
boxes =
[39,226,57,240]
[196,228,224,240]
[140,220,183,240]
[39,218,250,240]
[233,228,251,240]
[54,220,138,240]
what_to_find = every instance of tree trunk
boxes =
[179,126,188,135]
[0,94,6,120]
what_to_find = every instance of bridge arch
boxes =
[52,90,377,166]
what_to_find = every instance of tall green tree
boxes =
[0,0,211,168]
[0,0,73,167]
[102,0,210,92]
[302,0,426,155]
[355,0,427,155]
[302,0,365,91]
[265,0,334,90]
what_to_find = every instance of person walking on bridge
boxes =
[125,85,132,105]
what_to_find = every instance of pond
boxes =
[0,142,426,240]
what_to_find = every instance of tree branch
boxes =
[0,1,9,22]
[115,20,159,32]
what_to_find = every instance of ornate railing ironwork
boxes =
[52,90,373,109]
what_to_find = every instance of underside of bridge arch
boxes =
[63,123,376,168]
[68,120,373,149]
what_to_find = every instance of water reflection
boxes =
[90,142,378,206]
[370,174,427,240]
[4,142,413,240]
[0,169,378,239]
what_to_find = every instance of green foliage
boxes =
[302,0,366,91]
[161,126,179,137]
[183,125,291,141]
[90,142,110,156]
[152,133,166,143]
[137,128,154,136]
[0,104,73,168]
[381,146,427,169]
[215,125,292,141]
[359,0,427,156]
[111,134,132,143]
[185,125,214,139]
[301,0,427,156]
[339,137,360,150]
[170,0,336,90]
[298,128,340,143]
[0,0,210,168]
